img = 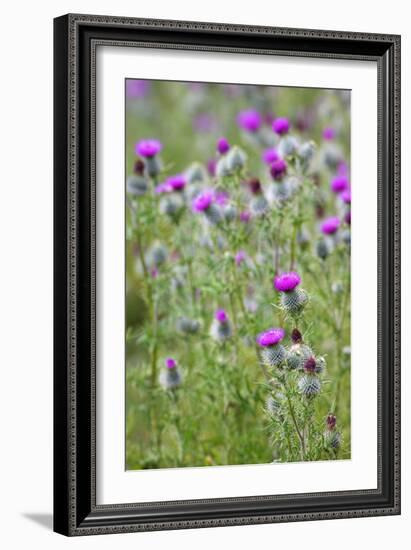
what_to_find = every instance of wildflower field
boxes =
[125,79,351,470]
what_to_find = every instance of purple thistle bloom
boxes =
[239,210,251,223]
[326,414,337,430]
[167,174,186,191]
[304,356,317,373]
[165,358,177,369]
[215,309,228,323]
[192,191,214,212]
[235,250,247,266]
[330,175,349,194]
[126,79,150,99]
[256,328,285,347]
[274,272,301,292]
[237,109,262,132]
[135,139,162,158]
[291,328,303,344]
[246,177,262,195]
[214,191,229,206]
[321,216,340,235]
[262,148,280,164]
[340,188,351,204]
[272,117,290,135]
[155,182,171,194]
[322,127,336,140]
[217,137,230,155]
[270,158,287,180]
[344,210,351,225]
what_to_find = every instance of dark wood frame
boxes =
[53,13,401,536]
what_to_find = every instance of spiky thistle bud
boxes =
[210,309,232,342]
[159,358,183,390]
[226,146,247,172]
[126,174,149,196]
[298,374,321,397]
[278,135,299,158]
[324,414,341,449]
[147,242,168,267]
[176,317,201,335]
[316,238,331,260]
[287,343,313,370]
[185,162,207,184]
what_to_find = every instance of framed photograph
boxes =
[53,14,401,536]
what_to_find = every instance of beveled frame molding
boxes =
[54,13,400,536]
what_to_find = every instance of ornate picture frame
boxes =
[53,14,400,536]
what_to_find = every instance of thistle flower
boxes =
[272,117,290,135]
[298,374,321,397]
[246,177,262,195]
[134,159,145,175]
[210,309,232,341]
[270,159,287,181]
[322,127,336,140]
[237,109,262,132]
[159,194,184,219]
[287,343,313,370]
[298,141,316,170]
[250,195,269,217]
[274,272,301,292]
[321,216,340,235]
[344,210,351,225]
[256,328,287,367]
[147,242,168,267]
[316,238,332,260]
[215,156,231,177]
[324,414,341,449]
[274,272,308,315]
[340,188,351,204]
[278,136,299,157]
[185,162,207,184]
[135,139,162,158]
[126,174,149,196]
[262,148,280,164]
[330,175,349,194]
[235,250,247,266]
[266,394,283,415]
[166,174,186,192]
[239,210,251,223]
[192,191,214,212]
[176,317,201,335]
[159,358,183,390]
[223,203,237,222]
[217,137,230,155]
[226,146,247,171]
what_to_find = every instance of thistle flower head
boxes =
[135,139,162,158]
[344,210,351,225]
[165,357,177,369]
[262,148,280,164]
[291,328,303,344]
[321,216,340,235]
[215,309,228,323]
[272,117,290,135]
[256,328,285,347]
[330,175,349,193]
[237,109,262,132]
[239,210,251,223]
[167,174,186,191]
[340,188,351,204]
[304,356,317,373]
[235,250,247,266]
[134,159,145,175]
[270,159,287,180]
[326,414,337,430]
[246,177,262,194]
[217,137,230,154]
[274,271,301,292]
[322,127,336,140]
[192,191,214,212]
